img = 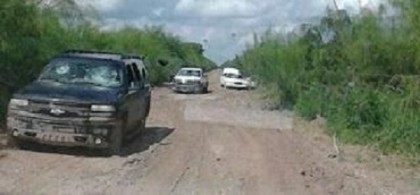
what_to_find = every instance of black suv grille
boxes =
[29,100,90,118]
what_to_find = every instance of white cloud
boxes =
[337,0,382,12]
[153,7,166,17]
[82,0,387,64]
[175,0,271,18]
[99,16,152,31]
[77,0,122,11]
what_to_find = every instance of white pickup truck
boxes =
[173,68,209,94]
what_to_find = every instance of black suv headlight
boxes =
[89,105,116,122]
[91,105,116,112]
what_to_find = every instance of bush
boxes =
[294,85,329,120]
[232,4,420,156]
[378,77,420,155]
[327,88,389,144]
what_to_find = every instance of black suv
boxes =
[7,50,151,155]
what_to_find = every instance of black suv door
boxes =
[131,63,147,119]
[123,64,143,132]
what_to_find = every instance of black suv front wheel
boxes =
[104,121,124,156]
[8,136,34,150]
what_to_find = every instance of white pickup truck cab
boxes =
[173,68,209,94]
[220,68,255,89]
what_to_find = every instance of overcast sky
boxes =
[80,0,382,64]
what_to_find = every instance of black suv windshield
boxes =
[39,58,123,87]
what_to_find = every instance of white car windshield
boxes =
[224,73,243,79]
[39,58,123,87]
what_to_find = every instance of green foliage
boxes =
[294,85,329,120]
[0,0,216,124]
[232,6,420,156]
[378,77,420,155]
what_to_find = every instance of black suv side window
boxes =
[131,63,142,82]
[126,64,137,88]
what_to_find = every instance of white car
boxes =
[173,68,209,93]
[220,68,255,89]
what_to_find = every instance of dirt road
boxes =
[0,71,418,194]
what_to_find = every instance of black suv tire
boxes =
[8,136,29,150]
[145,98,151,118]
[105,121,124,156]
[203,86,208,94]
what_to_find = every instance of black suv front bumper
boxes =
[7,111,119,148]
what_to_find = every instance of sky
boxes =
[79,0,382,64]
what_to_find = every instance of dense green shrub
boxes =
[378,77,419,155]
[294,85,330,120]
[232,4,419,156]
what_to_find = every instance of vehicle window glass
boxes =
[178,69,201,77]
[39,58,122,87]
[126,65,135,84]
[224,73,242,79]
[131,63,142,82]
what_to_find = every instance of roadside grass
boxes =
[295,117,420,195]
[232,4,420,157]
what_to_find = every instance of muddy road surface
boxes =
[0,71,418,194]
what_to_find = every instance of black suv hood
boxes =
[14,81,123,104]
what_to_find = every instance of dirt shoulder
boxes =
[0,70,418,194]
[292,117,419,195]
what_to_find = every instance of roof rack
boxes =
[62,50,144,60]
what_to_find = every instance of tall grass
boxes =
[0,0,216,124]
[232,5,419,157]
